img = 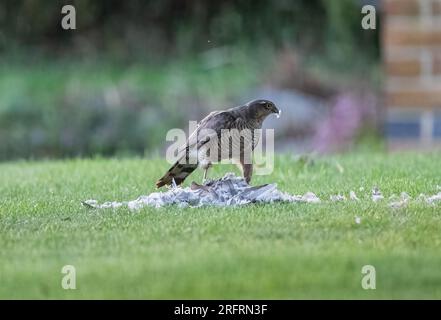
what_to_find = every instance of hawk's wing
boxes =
[177,110,237,155]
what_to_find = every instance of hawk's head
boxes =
[246,99,280,121]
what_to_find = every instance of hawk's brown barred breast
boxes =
[198,118,260,166]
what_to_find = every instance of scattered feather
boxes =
[389,192,411,209]
[83,173,321,210]
[82,179,441,210]
[371,187,384,202]
[349,191,359,201]
[426,192,441,204]
[330,194,346,202]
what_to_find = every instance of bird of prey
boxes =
[156,99,280,188]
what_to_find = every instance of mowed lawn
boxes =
[0,153,440,299]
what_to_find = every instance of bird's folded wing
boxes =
[176,110,223,154]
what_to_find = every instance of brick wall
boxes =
[383,0,441,147]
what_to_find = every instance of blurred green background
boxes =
[0,0,381,161]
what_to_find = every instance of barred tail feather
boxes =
[155,160,198,188]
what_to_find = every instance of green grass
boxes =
[1,153,440,299]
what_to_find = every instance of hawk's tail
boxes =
[155,160,198,188]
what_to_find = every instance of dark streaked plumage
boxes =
[156,99,279,188]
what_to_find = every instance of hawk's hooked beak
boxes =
[272,105,281,118]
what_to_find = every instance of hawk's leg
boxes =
[201,162,212,183]
[241,163,253,184]
[203,167,209,180]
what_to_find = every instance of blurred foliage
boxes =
[0,0,379,63]
[0,0,380,160]
[0,55,261,160]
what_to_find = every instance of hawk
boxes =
[156,99,280,188]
